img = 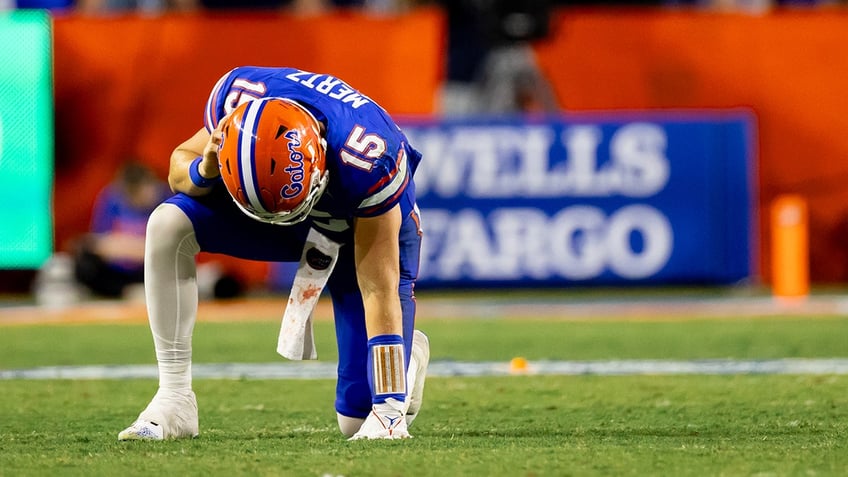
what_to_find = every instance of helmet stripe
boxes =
[238,99,270,214]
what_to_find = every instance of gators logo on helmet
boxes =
[217,97,329,225]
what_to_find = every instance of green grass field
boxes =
[1,308,847,476]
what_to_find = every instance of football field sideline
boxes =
[3,291,848,326]
[3,358,848,380]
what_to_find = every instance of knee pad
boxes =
[146,203,199,258]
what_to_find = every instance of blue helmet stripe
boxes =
[237,99,271,213]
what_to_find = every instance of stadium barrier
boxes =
[4,8,847,290]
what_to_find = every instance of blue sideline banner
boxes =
[403,112,756,287]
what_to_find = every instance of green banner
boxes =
[0,10,54,269]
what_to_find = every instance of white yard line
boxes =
[3,359,848,380]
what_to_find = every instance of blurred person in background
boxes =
[0,0,73,10]
[33,161,167,307]
[71,0,326,14]
[67,160,244,301]
[72,160,170,299]
[195,0,422,13]
[74,0,194,14]
[437,0,561,115]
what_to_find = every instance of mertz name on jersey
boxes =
[285,70,372,109]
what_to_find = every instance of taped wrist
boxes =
[366,334,407,404]
[189,156,220,188]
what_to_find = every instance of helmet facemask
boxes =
[234,167,329,226]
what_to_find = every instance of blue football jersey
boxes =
[203,66,421,225]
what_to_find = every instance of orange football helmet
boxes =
[217,97,329,225]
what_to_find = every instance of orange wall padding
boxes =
[51,9,444,286]
[533,9,848,283]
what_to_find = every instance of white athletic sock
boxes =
[144,204,200,393]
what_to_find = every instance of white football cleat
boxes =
[118,389,199,441]
[117,419,165,441]
[349,399,411,440]
[404,330,430,426]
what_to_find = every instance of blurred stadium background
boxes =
[2,1,848,308]
[2,4,848,474]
